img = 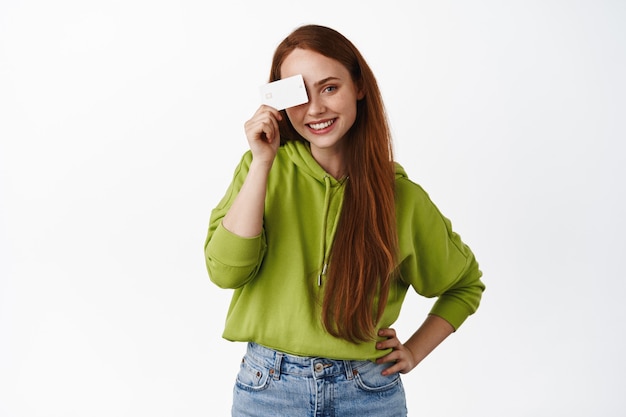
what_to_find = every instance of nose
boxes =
[307,94,326,115]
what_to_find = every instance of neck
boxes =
[314,154,346,179]
[311,145,347,180]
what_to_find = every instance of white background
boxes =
[1,1,625,416]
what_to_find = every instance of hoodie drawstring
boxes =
[317,175,345,286]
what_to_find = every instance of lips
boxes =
[307,119,335,131]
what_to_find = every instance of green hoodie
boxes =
[205,140,484,360]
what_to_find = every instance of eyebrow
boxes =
[313,77,341,87]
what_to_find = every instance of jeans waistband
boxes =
[244,342,360,381]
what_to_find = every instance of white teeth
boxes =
[309,119,334,130]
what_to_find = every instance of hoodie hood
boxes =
[394,161,409,180]
[283,140,332,184]
[284,140,409,184]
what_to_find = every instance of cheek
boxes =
[343,100,358,125]
[284,109,307,137]
[285,107,302,122]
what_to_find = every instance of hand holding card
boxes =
[259,74,309,110]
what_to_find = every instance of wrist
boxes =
[403,341,420,368]
[249,158,274,174]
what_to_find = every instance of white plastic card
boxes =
[259,74,309,110]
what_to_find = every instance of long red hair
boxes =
[270,25,398,343]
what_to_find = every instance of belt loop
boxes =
[343,360,354,380]
[271,352,283,380]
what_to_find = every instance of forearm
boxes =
[222,160,272,238]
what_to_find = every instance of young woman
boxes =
[204,24,485,416]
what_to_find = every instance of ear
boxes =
[355,80,365,100]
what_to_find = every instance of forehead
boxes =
[280,48,350,81]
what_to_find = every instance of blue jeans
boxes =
[231,342,407,417]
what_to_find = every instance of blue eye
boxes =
[323,86,337,93]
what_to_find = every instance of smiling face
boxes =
[281,48,364,162]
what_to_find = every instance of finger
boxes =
[261,105,283,120]
[267,115,280,142]
[376,339,397,351]
[253,113,281,143]
[246,108,279,129]
[378,328,396,338]
[246,117,276,143]
[381,360,409,376]
[376,349,401,365]
[377,351,412,374]
[376,335,401,350]
[255,105,283,122]
[260,120,277,142]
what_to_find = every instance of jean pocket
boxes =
[352,361,401,392]
[235,356,271,392]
